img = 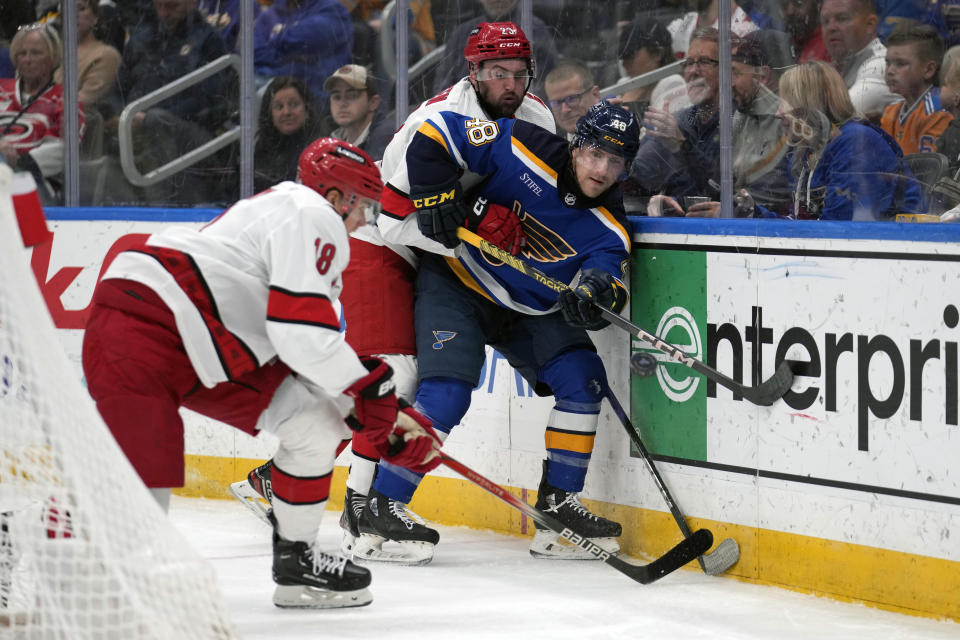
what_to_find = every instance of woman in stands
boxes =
[53,0,121,108]
[253,76,327,192]
[757,60,925,220]
[0,22,83,203]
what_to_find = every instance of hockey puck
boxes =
[630,352,658,378]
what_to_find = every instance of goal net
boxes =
[0,165,235,639]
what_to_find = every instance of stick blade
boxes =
[635,528,714,584]
[745,360,795,406]
[701,537,740,575]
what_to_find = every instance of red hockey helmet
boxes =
[463,21,533,67]
[297,138,383,213]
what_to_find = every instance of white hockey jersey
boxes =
[377,77,556,254]
[102,182,368,393]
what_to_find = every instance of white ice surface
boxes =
[168,495,959,640]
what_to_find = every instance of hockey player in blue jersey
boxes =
[356,101,640,564]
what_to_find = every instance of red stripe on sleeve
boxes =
[271,465,332,505]
[380,185,416,219]
[267,287,339,329]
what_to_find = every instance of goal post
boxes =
[0,165,235,638]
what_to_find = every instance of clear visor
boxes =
[579,143,628,176]
[474,63,535,83]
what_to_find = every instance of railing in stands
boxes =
[117,54,241,187]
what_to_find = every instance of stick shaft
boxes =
[456,227,791,406]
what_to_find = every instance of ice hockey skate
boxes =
[351,488,439,566]
[339,487,366,555]
[272,525,372,609]
[530,461,622,559]
[229,461,273,526]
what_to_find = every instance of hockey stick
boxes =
[604,389,740,575]
[389,412,712,584]
[439,451,712,584]
[456,228,794,406]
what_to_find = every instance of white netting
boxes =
[0,166,235,639]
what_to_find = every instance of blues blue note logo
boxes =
[432,330,457,350]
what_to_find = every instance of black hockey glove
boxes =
[558,269,628,330]
[411,179,467,249]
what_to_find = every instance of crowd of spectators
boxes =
[3,0,960,218]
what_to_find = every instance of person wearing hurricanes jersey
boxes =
[359,100,640,564]
[332,21,554,565]
[81,138,442,610]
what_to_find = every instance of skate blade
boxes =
[528,530,620,560]
[272,584,372,609]
[351,533,434,566]
[228,480,272,526]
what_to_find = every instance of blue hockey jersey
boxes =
[406,113,631,315]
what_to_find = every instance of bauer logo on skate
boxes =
[559,528,611,560]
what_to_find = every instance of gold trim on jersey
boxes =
[444,256,495,303]
[512,137,558,181]
[416,121,450,154]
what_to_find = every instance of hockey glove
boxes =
[411,179,467,249]
[343,356,399,444]
[465,196,526,256]
[558,268,628,330]
[379,402,442,475]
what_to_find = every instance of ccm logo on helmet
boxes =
[413,189,456,208]
[603,134,625,146]
[500,42,521,47]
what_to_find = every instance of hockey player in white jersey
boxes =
[81,138,442,609]
[377,20,556,253]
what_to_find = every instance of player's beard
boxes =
[477,84,522,119]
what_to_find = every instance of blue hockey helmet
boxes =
[573,101,641,168]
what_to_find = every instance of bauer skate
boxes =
[229,461,273,526]
[272,526,372,609]
[339,487,366,555]
[352,489,439,566]
[530,461,622,559]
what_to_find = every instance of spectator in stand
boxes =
[253,0,352,103]
[820,0,900,119]
[936,44,960,172]
[0,23,84,203]
[881,23,953,155]
[631,27,723,211]
[53,0,121,108]
[926,0,960,49]
[875,0,928,42]
[197,0,263,51]
[324,64,388,160]
[782,0,831,62]
[729,30,794,212]
[253,76,327,193]
[431,0,558,94]
[102,0,233,205]
[615,17,690,121]
[344,0,435,69]
[543,61,601,139]
[645,28,795,217]
[754,60,924,219]
[668,0,758,58]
